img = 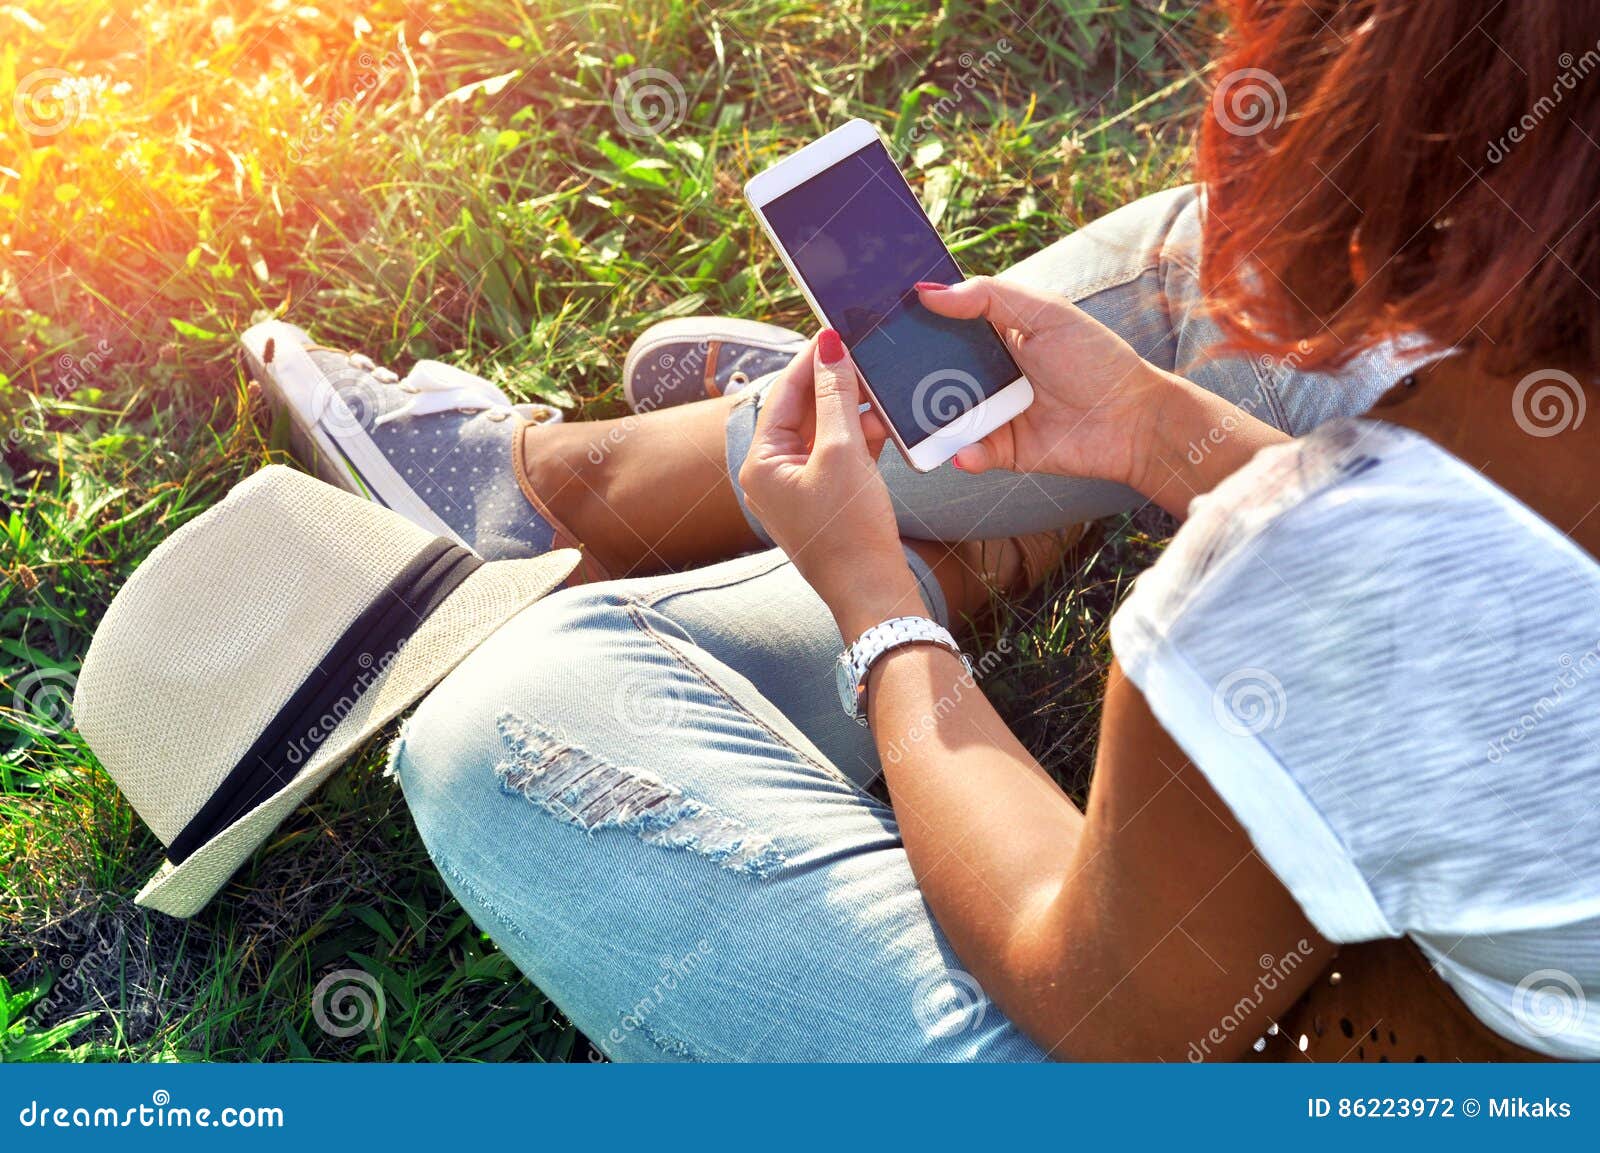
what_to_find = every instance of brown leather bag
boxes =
[1246,937,1554,1062]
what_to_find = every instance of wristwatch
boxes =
[836,615,975,724]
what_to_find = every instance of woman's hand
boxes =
[738,331,925,639]
[914,277,1175,487]
[916,277,1290,517]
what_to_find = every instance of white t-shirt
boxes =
[1111,418,1600,1059]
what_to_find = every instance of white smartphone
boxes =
[744,119,1033,472]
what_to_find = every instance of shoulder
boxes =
[1110,417,1600,923]
[1113,419,1449,669]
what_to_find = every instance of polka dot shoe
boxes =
[242,320,604,577]
[622,316,806,414]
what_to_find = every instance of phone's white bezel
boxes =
[743,118,1032,473]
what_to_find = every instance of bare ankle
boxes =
[909,527,1087,624]
[518,420,634,575]
[516,395,759,576]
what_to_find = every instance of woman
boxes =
[334,2,1600,1059]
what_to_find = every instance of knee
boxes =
[391,583,684,821]
[394,580,791,889]
[392,586,621,803]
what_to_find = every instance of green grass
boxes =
[0,0,1211,1061]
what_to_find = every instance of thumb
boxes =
[811,328,867,451]
[951,427,1012,475]
[860,404,890,462]
[914,276,1063,339]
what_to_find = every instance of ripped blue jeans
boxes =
[393,185,1416,1061]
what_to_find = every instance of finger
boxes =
[951,441,995,474]
[951,427,1010,475]
[860,403,889,461]
[753,335,817,433]
[859,404,888,440]
[913,276,1068,338]
[749,337,818,458]
[810,329,866,451]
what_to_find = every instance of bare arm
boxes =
[833,574,1328,1058]
[887,656,1329,1060]
[739,307,1322,1059]
[1130,369,1291,519]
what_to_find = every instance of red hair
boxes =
[1198,1,1600,375]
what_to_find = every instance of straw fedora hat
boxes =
[72,465,578,917]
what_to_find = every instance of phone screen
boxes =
[761,139,1022,447]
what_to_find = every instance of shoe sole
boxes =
[622,316,805,414]
[240,320,470,547]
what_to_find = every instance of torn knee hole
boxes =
[494,712,785,879]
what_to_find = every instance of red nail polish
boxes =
[819,329,845,364]
[914,281,949,292]
[952,458,966,471]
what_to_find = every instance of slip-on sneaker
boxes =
[622,316,806,414]
[242,321,604,577]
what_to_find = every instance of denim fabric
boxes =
[397,185,1422,1061]
[394,550,1044,1062]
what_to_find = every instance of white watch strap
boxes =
[844,616,971,720]
[848,616,960,681]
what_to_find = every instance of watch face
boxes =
[835,653,859,716]
[838,652,864,716]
